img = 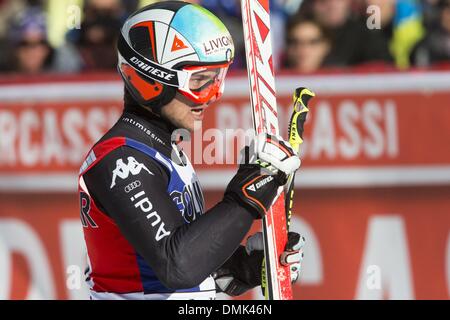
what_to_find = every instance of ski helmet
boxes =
[117,1,235,109]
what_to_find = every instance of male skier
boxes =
[78,1,304,300]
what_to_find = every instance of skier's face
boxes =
[160,92,209,131]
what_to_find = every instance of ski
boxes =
[240,0,292,300]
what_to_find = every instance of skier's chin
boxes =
[167,112,203,132]
[179,116,203,132]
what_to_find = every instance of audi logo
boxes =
[124,180,142,193]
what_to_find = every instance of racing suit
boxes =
[78,106,262,300]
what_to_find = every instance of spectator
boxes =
[365,0,396,28]
[6,7,54,74]
[422,0,441,28]
[299,0,392,67]
[377,0,425,69]
[412,0,450,66]
[0,0,28,39]
[66,0,123,71]
[284,15,331,73]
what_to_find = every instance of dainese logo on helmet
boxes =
[130,56,175,81]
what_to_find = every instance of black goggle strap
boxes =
[117,33,184,87]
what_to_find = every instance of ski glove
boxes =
[212,245,263,297]
[246,232,305,295]
[213,232,305,297]
[224,133,301,219]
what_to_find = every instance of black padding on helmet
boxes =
[129,26,155,61]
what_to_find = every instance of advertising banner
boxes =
[0,72,449,299]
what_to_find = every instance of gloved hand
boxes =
[213,231,305,297]
[212,245,264,297]
[224,133,301,219]
[280,232,305,283]
[246,232,305,293]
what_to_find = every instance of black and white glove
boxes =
[224,133,301,219]
[280,232,305,283]
[246,232,305,294]
[212,231,305,297]
[212,245,263,297]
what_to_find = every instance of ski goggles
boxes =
[118,33,232,105]
[178,63,230,105]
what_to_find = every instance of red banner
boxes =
[0,72,449,299]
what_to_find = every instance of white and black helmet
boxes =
[118,1,235,108]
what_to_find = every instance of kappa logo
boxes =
[171,34,188,52]
[110,157,153,189]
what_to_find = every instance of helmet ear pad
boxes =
[119,62,177,110]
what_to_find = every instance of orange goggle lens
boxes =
[178,63,230,105]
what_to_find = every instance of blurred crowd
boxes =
[0,0,449,75]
